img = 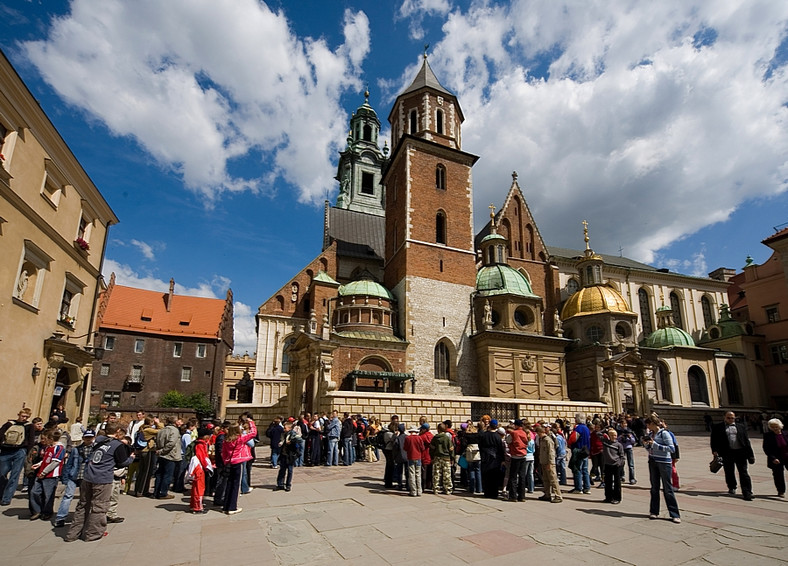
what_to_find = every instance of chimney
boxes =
[166,278,175,312]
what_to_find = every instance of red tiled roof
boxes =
[763,226,788,245]
[101,285,226,339]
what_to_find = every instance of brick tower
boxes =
[383,54,479,394]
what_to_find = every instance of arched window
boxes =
[436,109,444,134]
[434,341,450,380]
[639,288,653,336]
[688,365,709,405]
[410,110,418,134]
[657,362,672,402]
[701,295,714,328]
[669,292,683,329]
[436,211,447,244]
[435,164,446,190]
[724,361,743,405]
[280,336,296,374]
[363,124,372,141]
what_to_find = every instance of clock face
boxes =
[567,279,579,295]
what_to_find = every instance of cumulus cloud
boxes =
[103,259,255,353]
[397,0,452,40]
[421,0,788,264]
[23,0,370,204]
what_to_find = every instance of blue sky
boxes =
[2,1,787,355]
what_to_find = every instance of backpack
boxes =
[184,439,198,462]
[134,429,148,449]
[3,423,26,447]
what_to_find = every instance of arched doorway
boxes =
[724,361,743,405]
[656,362,672,403]
[688,365,710,405]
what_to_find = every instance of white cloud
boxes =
[129,239,156,260]
[103,259,255,354]
[23,0,370,204]
[397,0,452,40]
[423,0,788,264]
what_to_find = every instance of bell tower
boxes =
[383,54,479,394]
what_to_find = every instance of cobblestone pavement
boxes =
[1,433,786,565]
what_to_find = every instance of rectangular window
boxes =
[196,344,207,358]
[100,364,110,376]
[102,391,121,407]
[766,305,780,323]
[770,343,788,365]
[129,365,143,383]
[134,339,144,353]
[58,273,85,328]
[13,240,53,309]
[181,367,192,382]
[361,172,374,195]
[104,336,115,350]
[228,388,237,401]
[173,342,183,358]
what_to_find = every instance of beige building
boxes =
[0,50,117,422]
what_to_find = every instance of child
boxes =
[602,428,625,504]
[276,422,298,491]
[29,430,65,520]
[188,428,214,513]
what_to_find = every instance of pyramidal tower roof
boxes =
[401,54,453,97]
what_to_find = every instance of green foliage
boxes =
[186,392,213,414]
[158,390,188,408]
[157,390,213,415]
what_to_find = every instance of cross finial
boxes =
[489,203,497,232]
[582,220,590,250]
[424,44,429,59]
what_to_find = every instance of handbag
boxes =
[709,456,723,474]
[458,455,468,469]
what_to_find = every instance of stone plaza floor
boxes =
[1,432,786,565]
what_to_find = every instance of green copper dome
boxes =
[338,279,392,300]
[643,326,696,348]
[476,265,539,298]
[480,232,507,244]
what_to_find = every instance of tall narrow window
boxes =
[196,344,207,358]
[639,288,653,336]
[701,296,714,328]
[436,212,446,244]
[134,339,145,354]
[657,362,672,402]
[688,366,709,405]
[409,110,417,134]
[435,164,446,190]
[363,124,372,141]
[724,362,743,405]
[669,292,683,329]
[280,336,296,374]
[181,367,192,382]
[434,342,450,380]
[361,172,374,195]
[173,343,183,358]
[436,109,444,134]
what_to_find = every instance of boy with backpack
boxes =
[0,408,35,505]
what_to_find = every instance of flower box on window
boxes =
[74,237,90,251]
[59,314,76,328]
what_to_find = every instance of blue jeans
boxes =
[625,448,636,482]
[241,467,249,493]
[0,448,27,504]
[649,459,680,518]
[295,440,304,467]
[467,461,482,493]
[556,456,567,485]
[277,463,294,488]
[56,478,79,521]
[29,477,58,515]
[573,455,590,491]
[271,445,281,468]
[524,459,535,492]
[342,438,354,466]
[326,438,339,465]
[153,458,177,498]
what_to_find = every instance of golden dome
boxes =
[561,285,635,320]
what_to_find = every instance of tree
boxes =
[157,390,213,417]
[158,390,187,408]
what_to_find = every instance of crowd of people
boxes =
[0,405,786,542]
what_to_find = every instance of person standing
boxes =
[505,420,528,501]
[153,416,182,500]
[762,418,788,497]
[221,416,256,515]
[711,411,755,500]
[276,421,298,492]
[340,413,356,466]
[325,411,341,466]
[602,428,625,504]
[403,427,426,496]
[65,424,133,542]
[430,423,454,495]
[535,425,562,503]
[643,416,680,523]
[568,413,591,494]
[55,429,95,527]
[265,417,284,469]
[29,430,65,520]
[0,408,34,505]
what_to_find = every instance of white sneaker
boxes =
[226,508,243,515]
[672,517,681,524]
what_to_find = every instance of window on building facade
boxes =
[228,388,238,401]
[104,336,115,350]
[181,367,192,382]
[58,273,84,327]
[724,362,743,405]
[361,171,374,195]
[766,305,780,323]
[129,365,143,383]
[434,342,450,380]
[657,363,672,402]
[100,364,110,376]
[436,109,444,134]
[638,288,653,336]
[586,325,605,342]
[280,336,296,374]
[410,110,417,134]
[436,211,446,245]
[173,342,183,357]
[363,124,372,142]
[435,164,446,190]
[701,295,714,328]
[134,339,144,353]
[196,344,207,358]
[770,343,788,365]
[13,241,53,309]
[688,366,709,405]
[102,391,121,407]
[669,292,683,329]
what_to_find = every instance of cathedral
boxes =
[249,56,767,428]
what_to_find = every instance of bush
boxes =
[158,390,188,408]
[157,391,213,416]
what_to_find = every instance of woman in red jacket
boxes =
[220,417,256,515]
